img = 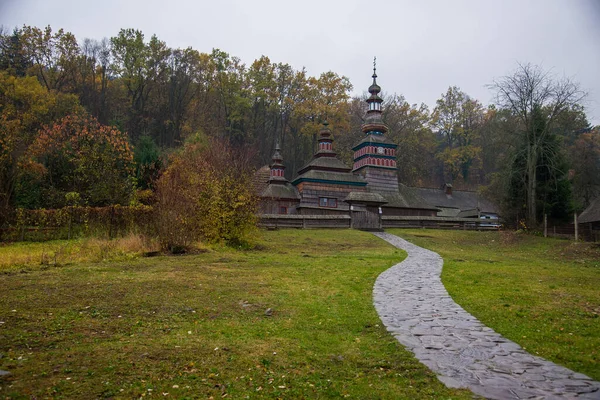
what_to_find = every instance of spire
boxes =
[369,57,381,96]
[363,57,388,136]
[269,142,286,183]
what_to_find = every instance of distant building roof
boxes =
[579,197,600,224]
[413,186,499,214]
[397,184,440,211]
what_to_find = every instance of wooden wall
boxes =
[356,167,399,193]
[295,182,367,211]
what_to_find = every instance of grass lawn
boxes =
[0,229,472,399]
[390,229,600,381]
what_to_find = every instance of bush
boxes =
[155,137,257,251]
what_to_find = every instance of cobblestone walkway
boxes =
[372,232,600,400]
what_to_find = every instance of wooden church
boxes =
[257,65,439,221]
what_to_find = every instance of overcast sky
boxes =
[2,0,599,124]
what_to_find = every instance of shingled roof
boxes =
[344,191,387,204]
[397,184,440,211]
[412,187,499,214]
[253,165,271,195]
[579,197,600,224]
[352,133,395,150]
[296,156,352,175]
[292,169,367,186]
[261,182,300,200]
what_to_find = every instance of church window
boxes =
[319,197,338,208]
[279,206,287,214]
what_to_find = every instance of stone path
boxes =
[372,232,600,400]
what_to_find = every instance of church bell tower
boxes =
[352,59,399,194]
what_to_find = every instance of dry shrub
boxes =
[82,233,159,261]
[0,233,159,270]
[155,137,257,252]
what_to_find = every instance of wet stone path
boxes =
[372,232,600,400]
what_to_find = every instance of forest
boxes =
[1,25,599,234]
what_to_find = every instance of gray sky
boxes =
[2,0,600,124]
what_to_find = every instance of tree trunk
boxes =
[526,144,537,227]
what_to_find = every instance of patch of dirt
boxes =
[557,242,600,264]
[499,230,522,245]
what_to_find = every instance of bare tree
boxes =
[489,63,586,227]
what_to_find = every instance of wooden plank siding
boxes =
[356,168,399,193]
[296,181,367,212]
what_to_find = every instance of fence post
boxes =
[68,206,72,240]
[574,213,578,241]
[544,214,547,238]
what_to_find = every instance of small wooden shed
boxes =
[578,197,600,241]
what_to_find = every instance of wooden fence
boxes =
[381,216,500,230]
[545,222,599,242]
[0,205,154,242]
[258,214,351,229]
[258,214,500,231]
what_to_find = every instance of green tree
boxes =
[569,128,600,209]
[0,28,30,77]
[134,135,162,190]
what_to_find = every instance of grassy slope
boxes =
[390,229,600,381]
[0,230,471,399]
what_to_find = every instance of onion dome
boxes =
[363,57,388,136]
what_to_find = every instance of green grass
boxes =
[390,229,600,381]
[0,229,471,399]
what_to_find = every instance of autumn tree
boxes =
[210,49,251,144]
[385,95,438,187]
[2,24,362,190]
[111,29,172,142]
[76,37,113,124]
[20,25,80,92]
[26,113,135,207]
[490,63,586,226]
[432,86,484,184]
[0,72,81,214]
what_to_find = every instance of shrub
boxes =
[155,137,257,251]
